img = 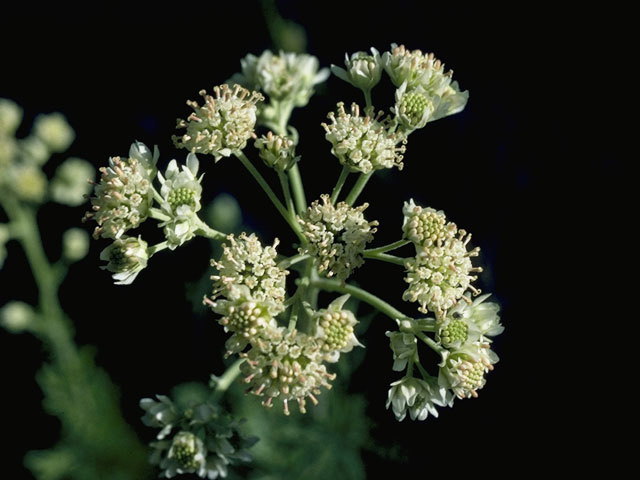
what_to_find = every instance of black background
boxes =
[1,1,618,477]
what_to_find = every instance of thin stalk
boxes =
[212,358,245,402]
[194,217,226,241]
[234,150,306,243]
[278,170,296,217]
[288,164,307,214]
[363,89,373,109]
[345,171,373,206]
[330,165,350,204]
[309,276,413,322]
[365,239,410,255]
[277,253,309,269]
[363,251,406,266]
[148,241,169,257]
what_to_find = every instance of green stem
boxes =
[234,150,306,243]
[309,275,413,322]
[149,207,171,222]
[150,185,164,205]
[148,241,169,257]
[288,164,307,214]
[212,358,245,402]
[194,217,226,241]
[363,251,406,266]
[330,165,350,204]
[278,170,296,217]
[365,239,410,255]
[363,89,373,110]
[278,253,309,269]
[345,171,373,206]
[416,361,431,381]
[416,331,444,356]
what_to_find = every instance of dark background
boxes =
[1,1,617,477]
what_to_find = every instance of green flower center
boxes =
[109,247,129,268]
[168,187,196,211]
[440,318,468,346]
[401,92,430,123]
[172,442,199,470]
[320,312,353,351]
[226,302,267,337]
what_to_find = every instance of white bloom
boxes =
[403,230,481,317]
[439,341,499,399]
[161,431,208,478]
[386,329,417,372]
[99,235,149,285]
[298,194,378,282]
[50,157,95,206]
[62,228,90,262]
[33,112,75,153]
[254,131,298,171]
[232,50,329,107]
[240,328,336,415]
[402,199,457,247]
[383,44,468,121]
[0,98,23,136]
[393,81,435,131]
[322,102,406,173]
[210,233,288,314]
[10,163,47,203]
[157,153,203,250]
[386,376,451,421]
[84,141,158,239]
[313,294,363,362]
[0,134,17,167]
[331,48,382,91]
[19,136,50,166]
[173,85,263,161]
[437,293,503,348]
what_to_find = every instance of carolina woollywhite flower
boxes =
[157,153,204,250]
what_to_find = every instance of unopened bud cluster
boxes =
[254,131,298,171]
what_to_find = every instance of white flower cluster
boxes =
[173,84,264,161]
[232,50,329,108]
[1,98,90,206]
[210,233,288,311]
[140,395,256,479]
[386,376,452,422]
[312,294,363,363]
[99,236,149,285]
[298,194,378,282]
[322,102,406,174]
[84,142,158,239]
[157,153,204,249]
[330,47,382,92]
[254,131,299,171]
[401,199,482,317]
[383,44,469,130]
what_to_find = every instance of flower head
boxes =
[393,82,435,131]
[84,141,158,239]
[298,194,378,282]
[50,157,95,206]
[33,112,75,153]
[383,44,468,121]
[173,85,263,161]
[331,48,382,91]
[232,50,329,107]
[386,376,451,421]
[254,131,299,171]
[314,294,363,362]
[403,229,481,316]
[437,293,503,348]
[210,233,288,314]
[439,341,499,399]
[322,102,406,173]
[240,328,336,415]
[402,199,457,247]
[99,235,149,285]
[157,153,203,249]
[9,164,47,202]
